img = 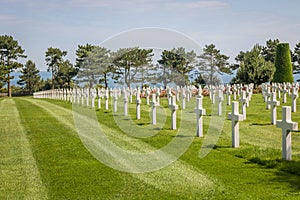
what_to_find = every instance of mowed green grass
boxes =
[0,93,300,199]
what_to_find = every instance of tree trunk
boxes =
[8,74,11,97]
[104,73,108,89]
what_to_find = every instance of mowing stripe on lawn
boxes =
[0,98,48,199]
[23,98,217,197]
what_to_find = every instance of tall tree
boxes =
[45,47,67,89]
[17,60,41,94]
[113,47,153,87]
[157,48,196,87]
[273,43,294,83]
[0,35,26,97]
[77,46,118,88]
[75,44,95,69]
[56,60,78,88]
[292,42,300,76]
[77,46,103,88]
[261,39,280,63]
[231,44,275,86]
[198,44,230,85]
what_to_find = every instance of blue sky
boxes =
[1,0,300,71]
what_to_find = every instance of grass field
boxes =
[1,93,300,199]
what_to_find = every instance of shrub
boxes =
[273,43,294,83]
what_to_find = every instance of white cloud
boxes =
[169,0,229,9]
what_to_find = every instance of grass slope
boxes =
[0,98,47,199]
[0,94,299,199]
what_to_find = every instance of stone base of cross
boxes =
[276,106,298,161]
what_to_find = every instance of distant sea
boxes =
[6,71,300,88]
[9,71,52,86]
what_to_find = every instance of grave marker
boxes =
[169,95,178,130]
[151,94,158,124]
[276,106,298,160]
[267,92,280,125]
[239,91,247,120]
[291,87,298,112]
[136,88,141,119]
[194,96,206,137]
[228,101,244,147]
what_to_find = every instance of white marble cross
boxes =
[97,88,102,109]
[167,88,172,105]
[239,90,247,120]
[76,88,81,104]
[151,93,158,125]
[282,84,287,103]
[156,88,160,106]
[197,85,203,98]
[146,88,151,105]
[105,89,109,110]
[228,101,244,148]
[85,88,89,107]
[233,84,237,100]
[91,88,96,108]
[136,88,141,120]
[211,87,216,104]
[226,85,232,105]
[80,88,84,105]
[291,87,298,112]
[267,92,280,124]
[113,90,118,113]
[194,96,206,137]
[123,90,128,116]
[169,95,178,130]
[276,106,298,160]
[181,89,186,110]
[265,87,271,109]
[217,89,224,116]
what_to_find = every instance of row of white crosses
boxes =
[262,82,299,112]
[262,83,299,160]
[262,83,299,125]
[34,83,299,160]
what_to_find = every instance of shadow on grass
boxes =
[250,122,272,126]
[245,157,300,191]
[212,145,232,149]
[245,157,281,168]
[274,160,300,191]
[171,135,194,138]
[137,122,150,126]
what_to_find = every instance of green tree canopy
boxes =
[113,47,153,87]
[198,44,230,85]
[56,60,77,88]
[77,46,118,88]
[231,44,275,86]
[45,47,67,89]
[0,35,26,97]
[157,48,196,87]
[292,42,300,76]
[261,39,280,63]
[17,60,41,94]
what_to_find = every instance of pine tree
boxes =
[0,35,26,97]
[18,60,41,94]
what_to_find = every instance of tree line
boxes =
[1,35,300,97]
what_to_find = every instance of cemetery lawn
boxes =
[1,94,300,199]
